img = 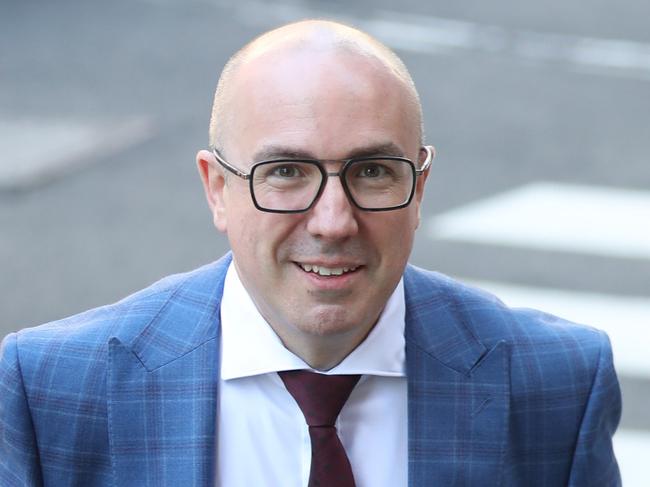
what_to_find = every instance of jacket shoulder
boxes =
[6,256,230,378]
[403,264,610,357]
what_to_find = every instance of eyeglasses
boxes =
[209,146,434,213]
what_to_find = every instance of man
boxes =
[0,20,621,486]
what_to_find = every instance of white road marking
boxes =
[466,279,650,379]
[212,0,650,80]
[0,118,155,190]
[367,11,650,78]
[429,182,650,260]
[614,429,650,487]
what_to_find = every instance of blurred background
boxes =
[1,0,648,483]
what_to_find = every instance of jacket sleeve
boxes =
[567,331,622,486]
[0,333,44,486]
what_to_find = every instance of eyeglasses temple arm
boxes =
[415,145,434,175]
[211,148,251,180]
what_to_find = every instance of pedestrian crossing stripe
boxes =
[428,182,650,260]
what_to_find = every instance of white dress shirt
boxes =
[217,262,408,487]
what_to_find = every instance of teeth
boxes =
[299,264,357,276]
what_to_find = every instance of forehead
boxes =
[225,47,419,160]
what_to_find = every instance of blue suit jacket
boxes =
[0,254,621,486]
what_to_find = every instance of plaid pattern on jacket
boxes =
[0,253,621,486]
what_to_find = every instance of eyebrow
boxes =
[252,141,407,162]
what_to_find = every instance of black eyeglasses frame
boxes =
[208,145,434,213]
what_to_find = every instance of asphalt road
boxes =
[2,0,649,483]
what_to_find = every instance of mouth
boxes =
[296,263,360,277]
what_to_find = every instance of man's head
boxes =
[197,20,433,369]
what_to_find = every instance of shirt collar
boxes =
[220,262,406,380]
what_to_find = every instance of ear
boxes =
[413,145,435,229]
[196,149,228,233]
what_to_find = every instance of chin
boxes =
[295,308,371,338]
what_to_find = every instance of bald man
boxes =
[0,20,621,487]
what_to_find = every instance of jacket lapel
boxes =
[107,256,231,486]
[404,266,510,486]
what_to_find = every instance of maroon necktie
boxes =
[278,370,361,487]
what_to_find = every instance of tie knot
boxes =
[279,370,361,427]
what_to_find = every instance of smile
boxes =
[298,263,359,276]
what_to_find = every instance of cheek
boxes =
[231,212,301,263]
[377,212,418,259]
[223,204,263,261]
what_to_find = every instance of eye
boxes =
[273,166,299,178]
[255,161,319,188]
[271,164,301,178]
[355,162,390,178]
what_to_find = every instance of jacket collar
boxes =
[403,264,488,374]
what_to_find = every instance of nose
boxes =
[305,174,359,240]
